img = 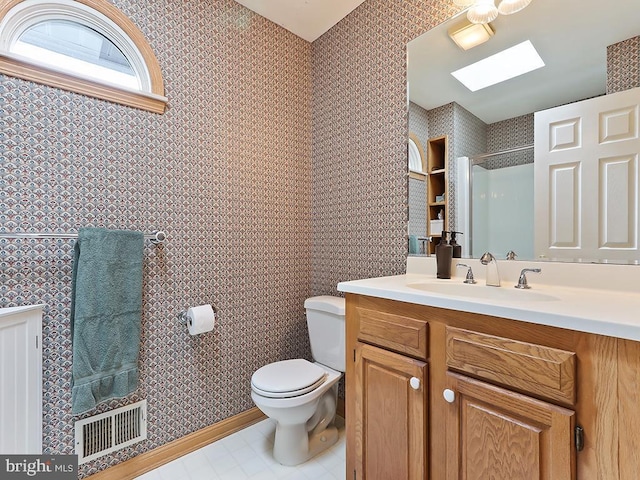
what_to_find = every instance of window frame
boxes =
[0,0,167,113]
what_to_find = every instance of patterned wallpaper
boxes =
[408,102,429,238]
[2,0,312,476]
[408,177,427,238]
[3,0,638,475]
[453,103,486,161]
[310,0,458,292]
[483,113,534,170]
[607,35,640,94]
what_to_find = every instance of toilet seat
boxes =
[251,359,327,399]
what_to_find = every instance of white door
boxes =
[534,86,640,262]
[0,305,43,454]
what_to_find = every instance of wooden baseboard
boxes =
[86,407,266,480]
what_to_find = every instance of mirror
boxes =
[407,0,640,262]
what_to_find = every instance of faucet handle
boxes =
[506,250,518,260]
[456,263,477,284]
[480,252,495,265]
[515,268,541,289]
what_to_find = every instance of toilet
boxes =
[250,295,345,466]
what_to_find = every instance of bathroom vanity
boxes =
[338,258,640,480]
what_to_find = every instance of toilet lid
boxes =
[251,359,327,398]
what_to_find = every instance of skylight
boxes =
[451,40,545,92]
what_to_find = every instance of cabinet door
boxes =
[354,342,427,480]
[445,372,575,480]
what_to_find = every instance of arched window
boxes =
[0,0,167,113]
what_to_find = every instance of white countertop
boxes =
[337,257,640,342]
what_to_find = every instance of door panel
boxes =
[535,86,640,261]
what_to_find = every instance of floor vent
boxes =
[75,400,147,464]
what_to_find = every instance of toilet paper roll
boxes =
[186,304,215,335]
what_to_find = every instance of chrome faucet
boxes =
[515,268,541,289]
[456,263,476,284]
[480,252,500,287]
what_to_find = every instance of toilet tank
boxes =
[304,296,345,372]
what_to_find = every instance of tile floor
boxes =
[135,418,346,480]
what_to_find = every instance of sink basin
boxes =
[406,281,559,302]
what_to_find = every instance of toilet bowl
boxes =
[250,296,345,466]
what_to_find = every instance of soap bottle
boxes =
[450,231,463,258]
[436,231,453,279]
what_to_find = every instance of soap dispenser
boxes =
[450,231,463,258]
[436,231,453,279]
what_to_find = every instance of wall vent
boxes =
[74,400,147,464]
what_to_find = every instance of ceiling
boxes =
[408,0,640,124]
[235,0,640,123]
[233,0,366,42]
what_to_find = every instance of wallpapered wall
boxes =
[2,0,314,476]
[2,0,460,475]
[607,36,640,94]
[4,0,635,476]
[310,0,458,291]
[408,102,430,238]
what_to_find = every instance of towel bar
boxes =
[0,230,166,244]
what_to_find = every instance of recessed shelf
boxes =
[426,135,448,254]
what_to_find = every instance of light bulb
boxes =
[467,0,498,24]
[498,0,533,15]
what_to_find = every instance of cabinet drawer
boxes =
[446,327,576,405]
[355,307,428,360]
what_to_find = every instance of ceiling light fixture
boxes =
[497,0,532,15]
[453,0,533,24]
[448,18,494,50]
[467,0,498,24]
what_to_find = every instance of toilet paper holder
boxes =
[178,305,217,325]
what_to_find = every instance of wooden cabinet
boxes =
[345,293,634,480]
[445,327,576,406]
[426,135,447,254]
[444,373,575,480]
[443,327,577,479]
[354,342,427,480]
[346,297,429,480]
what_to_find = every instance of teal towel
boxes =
[71,227,144,415]
[409,235,420,254]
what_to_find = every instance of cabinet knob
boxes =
[443,388,456,403]
[410,377,421,390]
